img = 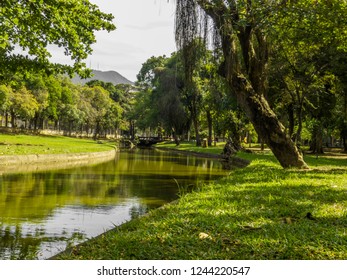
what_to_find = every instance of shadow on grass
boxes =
[62,163,347,260]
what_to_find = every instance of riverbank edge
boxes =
[154,146,250,168]
[0,148,117,174]
[49,199,181,260]
[51,147,250,260]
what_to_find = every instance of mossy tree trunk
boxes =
[197,0,308,169]
[310,121,325,154]
[206,110,213,146]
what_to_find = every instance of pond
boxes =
[0,149,229,260]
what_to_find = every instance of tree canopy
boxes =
[0,0,115,80]
[172,0,347,168]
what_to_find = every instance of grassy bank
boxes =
[58,142,347,260]
[156,141,226,155]
[0,134,115,155]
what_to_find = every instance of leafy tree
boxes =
[130,88,158,135]
[85,80,131,136]
[155,65,190,144]
[0,84,11,111]
[307,76,337,154]
[44,75,64,125]
[133,53,191,144]
[58,81,82,134]
[103,102,123,137]
[136,55,167,89]
[9,86,39,127]
[23,73,50,130]
[0,84,12,126]
[81,85,113,139]
[175,0,310,168]
[0,0,115,80]
[174,0,347,167]
[268,0,347,153]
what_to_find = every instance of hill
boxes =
[71,70,134,85]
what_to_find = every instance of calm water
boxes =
[0,149,229,260]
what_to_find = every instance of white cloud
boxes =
[87,0,177,81]
[47,0,177,82]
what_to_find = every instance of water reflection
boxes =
[0,149,228,259]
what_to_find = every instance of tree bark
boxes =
[206,110,213,146]
[342,130,347,152]
[310,121,324,154]
[231,76,307,168]
[193,115,201,146]
[288,103,295,139]
[295,105,303,145]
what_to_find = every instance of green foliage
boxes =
[136,55,167,88]
[0,84,11,112]
[0,72,125,138]
[265,0,347,149]
[0,0,115,79]
[132,52,191,140]
[9,87,39,123]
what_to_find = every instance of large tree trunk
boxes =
[288,103,295,139]
[310,121,324,154]
[198,1,308,169]
[295,105,303,145]
[231,76,308,168]
[193,116,201,146]
[206,110,213,146]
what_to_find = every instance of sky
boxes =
[82,0,177,82]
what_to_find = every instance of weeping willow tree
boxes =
[174,0,308,169]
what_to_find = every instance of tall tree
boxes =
[9,86,39,127]
[175,0,309,168]
[133,53,190,143]
[0,0,115,80]
[155,65,191,144]
[0,84,12,126]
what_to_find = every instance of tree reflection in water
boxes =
[0,149,228,259]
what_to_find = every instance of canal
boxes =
[0,149,229,260]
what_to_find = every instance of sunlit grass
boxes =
[57,143,347,260]
[0,134,115,155]
[156,140,226,155]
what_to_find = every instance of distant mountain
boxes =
[71,70,134,85]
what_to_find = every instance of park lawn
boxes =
[0,134,115,155]
[156,140,226,155]
[58,143,347,260]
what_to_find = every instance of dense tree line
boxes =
[1,0,347,169]
[132,50,254,148]
[130,0,347,165]
[162,0,347,168]
[1,0,120,138]
[0,0,115,80]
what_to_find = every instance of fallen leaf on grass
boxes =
[199,232,212,240]
[221,237,241,246]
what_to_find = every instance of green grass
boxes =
[57,142,347,260]
[0,134,115,155]
[156,140,226,155]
